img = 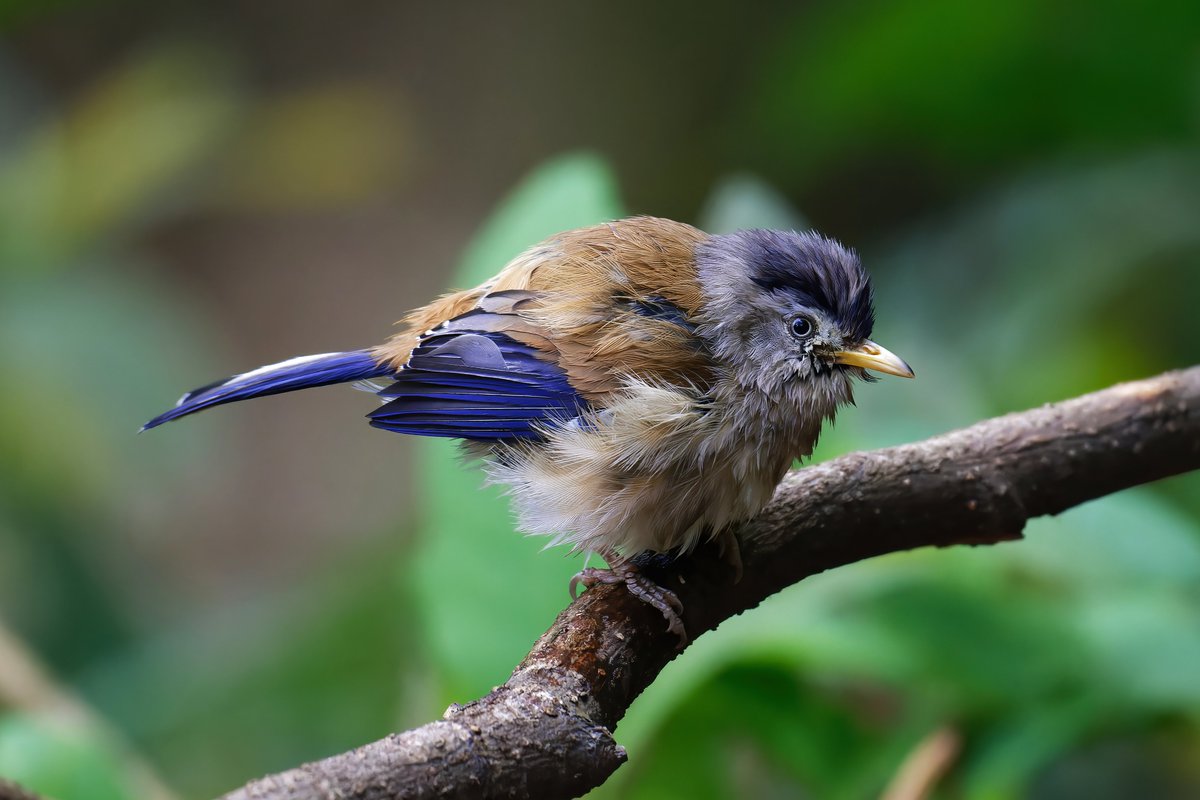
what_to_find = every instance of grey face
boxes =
[694,229,878,396]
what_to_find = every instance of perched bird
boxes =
[145,217,912,639]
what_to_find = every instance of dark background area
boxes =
[1,1,1199,798]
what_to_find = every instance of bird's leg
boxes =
[570,551,687,643]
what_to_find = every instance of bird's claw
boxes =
[569,564,687,646]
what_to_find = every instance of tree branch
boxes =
[221,367,1200,800]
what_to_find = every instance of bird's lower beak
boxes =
[833,340,915,378]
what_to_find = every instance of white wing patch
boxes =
[233,353,344,384]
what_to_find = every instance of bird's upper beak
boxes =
[833,340,915,378]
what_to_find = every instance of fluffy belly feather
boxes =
[479,379,817,557]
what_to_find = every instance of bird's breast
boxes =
[478,377,821,557]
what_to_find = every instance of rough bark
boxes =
[222,367,1200,800]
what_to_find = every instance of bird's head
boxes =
[695,228,913,409]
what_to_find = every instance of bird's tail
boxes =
[142,349,393,431]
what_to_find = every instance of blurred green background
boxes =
[1,1,1199,798]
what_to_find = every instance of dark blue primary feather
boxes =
[368,331,585,441]
[142,349,392,431]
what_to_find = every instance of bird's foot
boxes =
[570,563,687,645]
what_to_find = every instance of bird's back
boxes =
[375,217,715,405]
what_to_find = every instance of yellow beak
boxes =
[833,340,914,378]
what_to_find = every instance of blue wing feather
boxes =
[368,330,584,441]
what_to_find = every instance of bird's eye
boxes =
[789,316,814,339]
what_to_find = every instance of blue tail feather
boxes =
[143,349,392,431]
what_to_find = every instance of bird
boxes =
[144,216,913,641]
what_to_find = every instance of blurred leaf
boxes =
[0,43,242,270]
[961,702,1102,800]
[78,537,411,799]
[1027,735,1200,800]
[1017,496,1200,713]
[880,152,1200,360]
[0,714,132,800]
[409,153,623,698]
[0,263,227,671]
[457,152,622,284]
[1077,592,1200,711]
[1015,492,1200,588]
[752,0,1200,181]
[698,173,808,234]
[608,661,915,800]
[859,583,1089,710]
[0,266,223,517]
[209,82,411,211]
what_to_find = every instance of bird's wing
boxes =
[367,292,586,441]
[371,217,717,431]
[520,218,716,402]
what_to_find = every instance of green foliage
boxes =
[752,0,1200,179]
[75,541,413,793]
[0,715,131,800]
